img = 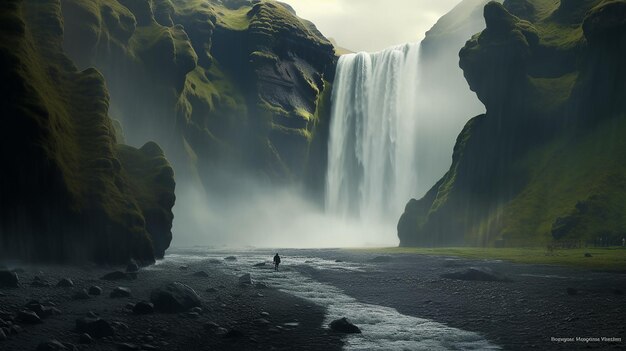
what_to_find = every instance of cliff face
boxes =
[0,0,175,264]
[59,0,336,191]
[411,0,496,197]
[399,0,626,247]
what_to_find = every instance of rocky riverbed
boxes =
[1,248,625,350]
[0,256,342,351]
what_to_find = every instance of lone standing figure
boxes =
[273,253,281,271]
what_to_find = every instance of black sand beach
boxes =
[2,249,625,350]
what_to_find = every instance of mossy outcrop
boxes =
[0,0,175,264]
[59,0,336,192]
[399,0,626,247]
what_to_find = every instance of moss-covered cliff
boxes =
[0,0,175,264]
[399,0,626,247]
[59,0,336,192]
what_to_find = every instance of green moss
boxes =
[528,72,578,111]
[0,0,176,263]
[352,247,626,272]
[430,116,483,213]
[499,113,626,245]
[214,5,252,31]
[250,50,278,62]
[405,0,626,248]
[60,0,334,185]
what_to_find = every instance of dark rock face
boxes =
[150,282,202,313]
[59,0,336,197]
[0,271,18,287]
[329,317,361,334]
[0,0,175,264]
[399,0,626,247]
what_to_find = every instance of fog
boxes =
[168,0,490,249]
[171,176,398,248]
[282,0,463,52]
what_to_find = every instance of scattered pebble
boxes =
[110,287,132,298]
[238,273,252,285]
[72,289,90,300]
[133,301,154,315]
[76,317,115,338]
[101,271,131,281]
[117,342,140,351]
[126,260,139,273]
[79,333,93,344]
[16,310,42,324]
[56,278,74,287]
[88,286,102,296]
[0,271,19,288]
[329,317,361,334]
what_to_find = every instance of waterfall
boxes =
[326,43,421,223]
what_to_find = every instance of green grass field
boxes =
[352,247,626,272]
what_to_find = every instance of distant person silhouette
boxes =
[622,238,625,247]
[273,253,281,271]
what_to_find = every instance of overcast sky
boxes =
[282,0,463,52]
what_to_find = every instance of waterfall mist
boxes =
[171,174,393,248]
[157,4,489,249]
[172,39,483,248]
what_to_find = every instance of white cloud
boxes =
[282,0,463,52]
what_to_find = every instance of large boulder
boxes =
[329,317,361,334]
[0,271,18,287]
[442,267,510,282]
[150,282,202,313]
[75,317,115,338]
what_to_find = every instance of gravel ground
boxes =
[289,249,626,350]
[2,248,625,351]
[0,257,343,351]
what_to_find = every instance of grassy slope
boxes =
[500,114,626,245]
[493,0,624,246]
[403,0,626,248]
[353,247,626,271]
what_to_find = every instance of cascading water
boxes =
[326,43,421,224]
